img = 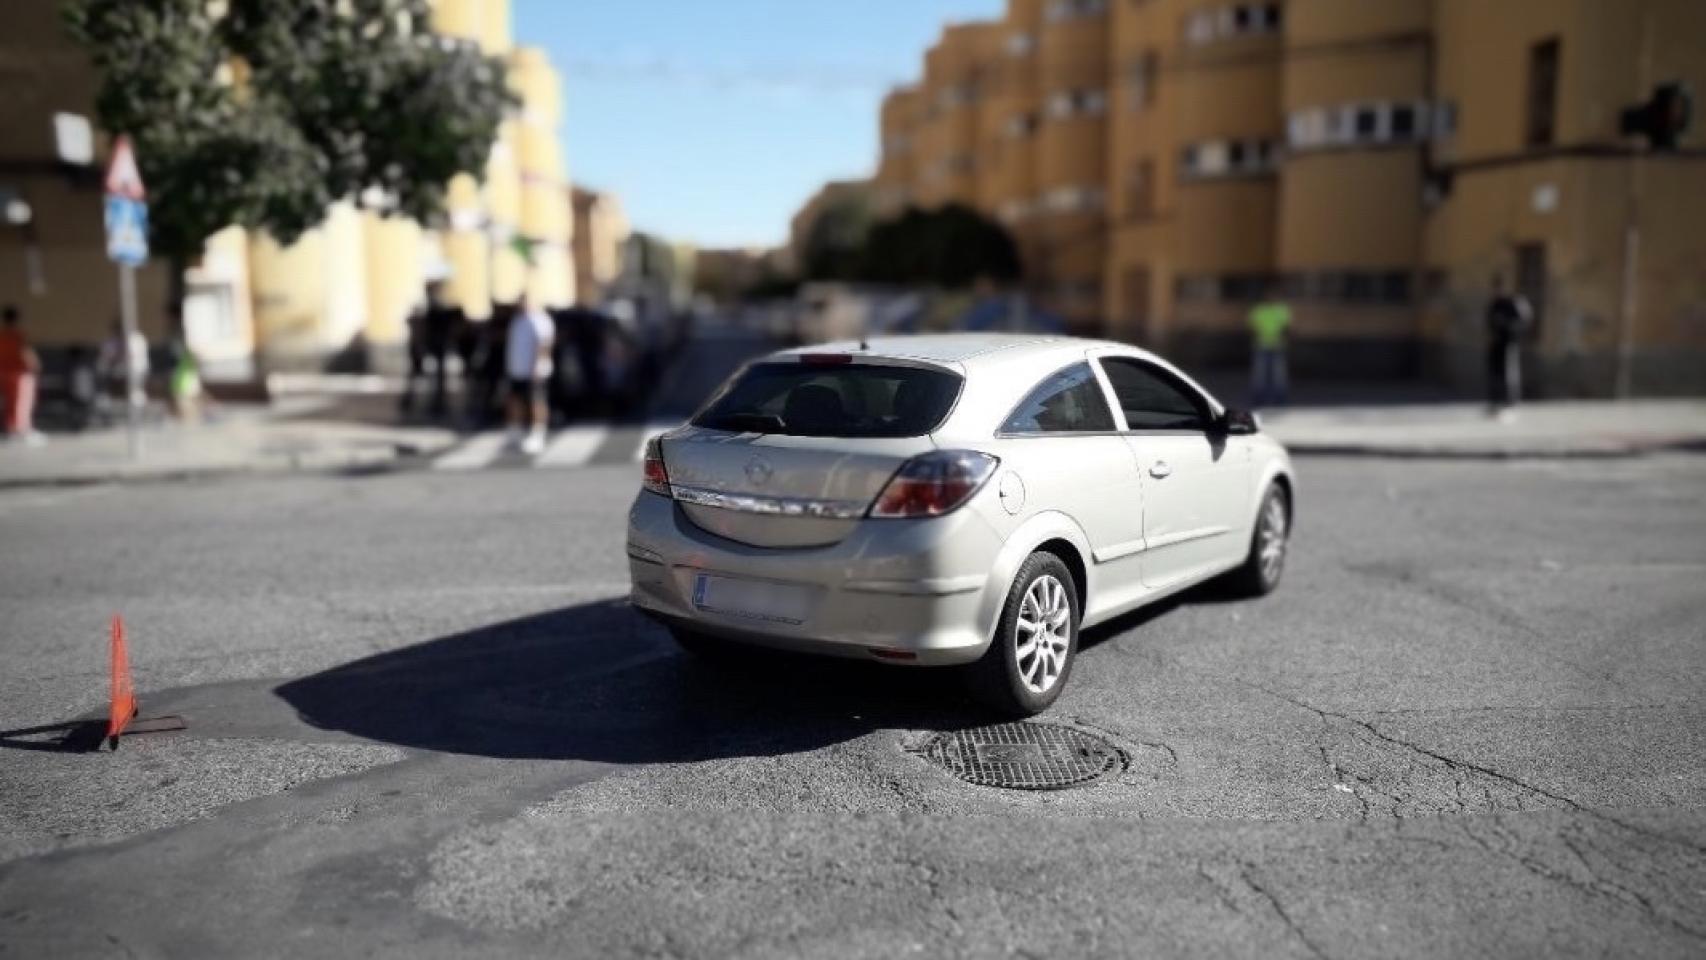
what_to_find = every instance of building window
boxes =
[1354,105,1379,139]
[1273,270,1416,304]
[1174,275,1219,302]
[1288,107,1326,147]
[1377,271,1412,304]
[1436,101,1459,138]
[1047,89,1107,120]
[1390,104,1417,139]
[1128,51,1160,111]
[1043,185,1106,213]
[939,83,977,109]
[1007,32,1036,56]
[1184,4,1282,46]
[1527,37,1560,147]
[1005,112,1039,138]
[1180,138,1278,179]
[1287,101,1441,152]
[1047,0,1108,22]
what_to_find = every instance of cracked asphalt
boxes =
[1,447,1704,958]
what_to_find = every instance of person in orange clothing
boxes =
[0,304,45,445]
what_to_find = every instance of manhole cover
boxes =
[920,722,1128,790]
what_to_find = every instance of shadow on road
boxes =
[274,598,992,763]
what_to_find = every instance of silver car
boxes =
[627,334,1294,715]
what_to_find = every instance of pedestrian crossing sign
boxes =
[105,195,149,266]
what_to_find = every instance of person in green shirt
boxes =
[1248,291,1292,408]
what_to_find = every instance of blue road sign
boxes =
[105,195,149,266]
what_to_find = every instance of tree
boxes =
[800,188,873,283]
[861,203,1021,289]
[62,0,511,281]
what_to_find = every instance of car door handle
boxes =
[1149,461,1171,479]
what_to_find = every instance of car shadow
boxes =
[273,598,993,764]
[1076,578,1245,654]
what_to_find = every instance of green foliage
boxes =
[861,204,1022,289]
[800,188,873,283]
[62,0,512,263]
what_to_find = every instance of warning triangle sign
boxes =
[104,136,146,201]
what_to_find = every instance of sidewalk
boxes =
[1262,399,1706,459]
[0,392,457,489]
[4,390,1704,488]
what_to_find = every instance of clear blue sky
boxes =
[512,0,1002,250]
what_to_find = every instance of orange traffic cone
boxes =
[103,616,184,751]
[107,615,137,745]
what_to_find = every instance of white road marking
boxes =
[434,432,510,470]
[537,422,611,467]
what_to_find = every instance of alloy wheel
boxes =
[1015,573,1071,694]
[1258,493,1288,584]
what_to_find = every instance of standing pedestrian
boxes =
[1248,287,1292,408]
[1485,274,1533,417]
[0,305,45,445]
[400,280,460,420]
[505,295,555,455]
[167,341,205,423]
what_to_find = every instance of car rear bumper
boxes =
[625,490,1003,666]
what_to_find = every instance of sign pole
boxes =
[103,135,149,459]
[118,261,143,460]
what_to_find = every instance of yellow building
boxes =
[980,0,1044,270]
[1421,0,1706,395]
[873,86,923,216]
[1032,0,1111,328]
[862,0,1706,394]
[571,187,630,307]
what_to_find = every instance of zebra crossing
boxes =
[429,419,682,472]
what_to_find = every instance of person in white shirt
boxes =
[505,296,555,454]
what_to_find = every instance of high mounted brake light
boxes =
[869,450,999,518]
[800,353,853,366]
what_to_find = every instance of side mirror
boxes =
[1218,407,1259,435]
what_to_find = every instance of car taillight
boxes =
[869,450,998,519]
[641,437,671,496]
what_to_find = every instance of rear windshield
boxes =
[693,361,963,438]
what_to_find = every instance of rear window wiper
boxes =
[699,412,787,434]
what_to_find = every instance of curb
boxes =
[0,439,450,492]
[1283,436,1706,461]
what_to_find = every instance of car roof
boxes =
[773,334,1164,370]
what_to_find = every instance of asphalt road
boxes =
[2,428,1705,955]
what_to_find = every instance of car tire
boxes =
[967,552,1080,717]
[1225,483,1290,597]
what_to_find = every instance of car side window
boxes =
[1001,363,1117,434]
[1098,357,1209,430]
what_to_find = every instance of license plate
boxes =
[692,574,812,625]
